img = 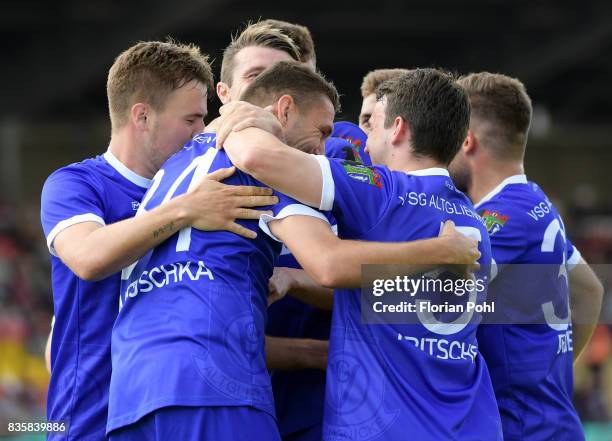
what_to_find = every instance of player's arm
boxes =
[569,258,604,362]
[267,216,480,289]
[51,167,277,281]
[269,267,334,310]
[222,127,322,208]
[265,336,328,370]
[45,325,52,373]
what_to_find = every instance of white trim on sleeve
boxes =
[259,204,331,242]
[46,213,106,256]
[314,155,335,211]
[566,246,582,271]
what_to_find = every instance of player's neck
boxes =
[108,130,157,179]
[387,153,445,174]
[469,161,524,205]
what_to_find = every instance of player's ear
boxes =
[276,95,294,127]
[464,129,477,155]
[131,103,149,131]
[216,82,231,105]
[390,116,408,145]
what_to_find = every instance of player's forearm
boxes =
[317,237,452,289]
[61,195,192,281]
[284,268,334,310]
[265,336,328,370]
[224,128,322,207]
[569,260,604,362]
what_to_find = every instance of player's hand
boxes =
[439,220,481,275]
[184,166,278,239]
[268,267,295,306]
[216,101,284,149]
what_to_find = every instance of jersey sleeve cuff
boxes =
[259,204,331,242]
[314,155,335,211]
[566,246,582,271]
[46,213,106,256]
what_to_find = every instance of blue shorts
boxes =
[108,406,280,441]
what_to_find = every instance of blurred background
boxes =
[0,0,610,439]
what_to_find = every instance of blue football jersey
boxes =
[265,140,348,436]
[475,175,584,441]
[312,158,502,441]
[40,150,151,440]
[107,134,331,434]
[329,121,371,165]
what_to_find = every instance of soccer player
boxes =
[218,68,503,440]
[448,72,604,441]
[213,22,351,441]
[107,62,480,441]
[358,68,410,134]
[40,41,276,440]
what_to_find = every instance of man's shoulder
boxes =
[43,155,107,193]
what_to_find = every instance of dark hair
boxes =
[376,68,470,165]
[220,22,300,85]
[240,61,340,112]
[107,40,213,129]
[457,72,532,159]
[259,19,316,65]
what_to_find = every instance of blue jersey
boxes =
[328,121,371,165]
[107,134,331,434]
[265,142,350,436]
[313,158,502,441]
[475,175,584,441]
[40,151,151,440]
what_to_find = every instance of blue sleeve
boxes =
[478,202,526,265]
[331,121,371,166]
[316,156,391,237]
[258,190,332,242]
[325,137,357,161]
[41,166,106,255]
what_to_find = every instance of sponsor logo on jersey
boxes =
[479,209,508,235]
[341,160,382,188]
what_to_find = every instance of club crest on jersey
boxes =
[341,160,382,188]
[479,209,508,235]
[339,137,365,164]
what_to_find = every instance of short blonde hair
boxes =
[259,19,316,65]
[107,40,213,130]
[220,22,301,85]
[457,72,532,159]
[360,68,410,98]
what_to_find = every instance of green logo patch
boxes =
[479,209,509,235]
[341,161,383,188]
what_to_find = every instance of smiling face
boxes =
[282,94,335,155]
[218,46,295,104]
[145,79,207,169]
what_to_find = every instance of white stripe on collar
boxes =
[475,174,527,208]
[103,149,152,189]
[406,167,450,177]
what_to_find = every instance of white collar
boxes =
[103,149,152,189]
[475,174,527,208]
[406,167,450,177]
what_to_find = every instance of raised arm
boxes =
[569,258,604,362]
[222,127,323,208]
